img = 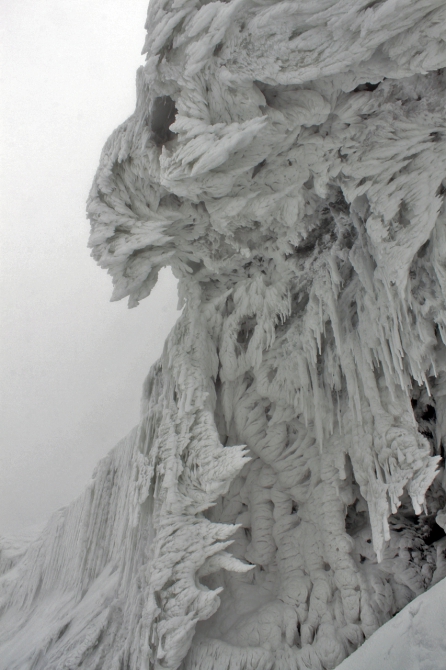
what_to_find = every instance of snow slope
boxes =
[1,0,446,668]
[336,577,446,670]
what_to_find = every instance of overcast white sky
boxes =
[0,0,180,536]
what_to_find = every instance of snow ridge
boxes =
[1,1,446,669]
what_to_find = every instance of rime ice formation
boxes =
[1,1,446,669]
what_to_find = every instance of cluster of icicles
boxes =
[1,1,446,669]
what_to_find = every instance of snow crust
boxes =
[1,1,446,668]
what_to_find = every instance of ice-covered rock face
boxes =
[2,3,445,670]
[85,1,446,668]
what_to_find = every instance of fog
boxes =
[0,0,180,535]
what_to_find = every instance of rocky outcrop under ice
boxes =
[1,1,446,669]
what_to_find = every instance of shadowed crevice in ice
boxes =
[151,95,177,147]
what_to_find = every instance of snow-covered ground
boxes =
[337,577,446,670]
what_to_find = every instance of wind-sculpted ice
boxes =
[1,1,446,669]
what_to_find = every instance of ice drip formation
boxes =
[1,1,446,669]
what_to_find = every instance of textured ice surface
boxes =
[1,0,446,668]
